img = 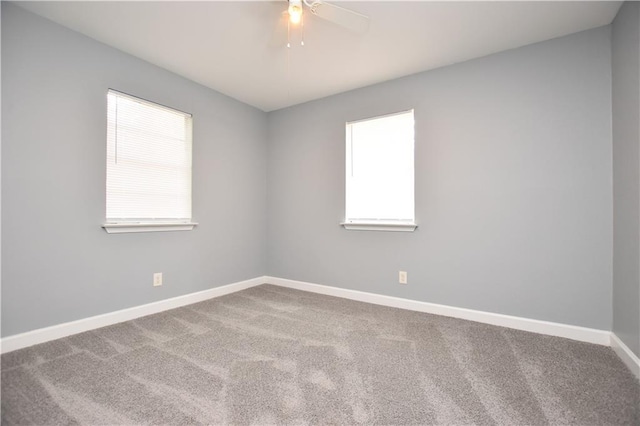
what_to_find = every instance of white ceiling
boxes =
[16,1,622,112]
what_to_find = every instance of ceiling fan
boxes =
[282,0,370,35]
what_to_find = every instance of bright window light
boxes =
[106,90,193,223]
[345,110,415,227]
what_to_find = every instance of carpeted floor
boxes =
[1,284,639,425]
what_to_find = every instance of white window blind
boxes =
[345,110,415,228]
[106,90,193,223]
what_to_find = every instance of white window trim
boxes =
[102,222,198,234]
[104,89,194,234]
[340,220,417,232]
[344,109,416,232]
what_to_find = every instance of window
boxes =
[103,90,196,233]
[343,110,416,232]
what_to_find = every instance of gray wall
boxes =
[612,1,640,357]
[1,3,268,337]
[267,27,613,330]
[1,3,620,338]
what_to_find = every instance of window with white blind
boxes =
[103,90,196,233]
[343,110,416,232]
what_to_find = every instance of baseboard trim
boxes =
[1,275,615,355]
[1,276,266,354]
[611,333,640,379]
[265,276,611,346]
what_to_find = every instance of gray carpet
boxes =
[1,284,639,425]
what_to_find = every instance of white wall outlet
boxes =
[153,272,163,287]
[399,271,407,284]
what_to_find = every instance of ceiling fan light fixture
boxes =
[288,0,303,25]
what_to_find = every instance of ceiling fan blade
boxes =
[309,1,370,34]
[268,10,289,48]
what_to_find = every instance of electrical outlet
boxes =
[399,271,407,284]
[153,272,163,287]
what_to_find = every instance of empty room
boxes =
[1,0,639,424]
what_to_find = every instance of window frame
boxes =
[102,89,197,234]
[341,109,417,232]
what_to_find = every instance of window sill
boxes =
[102,222,198,234]
[340,221,417,232]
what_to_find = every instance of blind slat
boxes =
[106,90,193,221]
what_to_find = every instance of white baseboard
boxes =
[0,276,266,354]
[264,276,612,346]
[611,333,640,379]
[1,275,616,358]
